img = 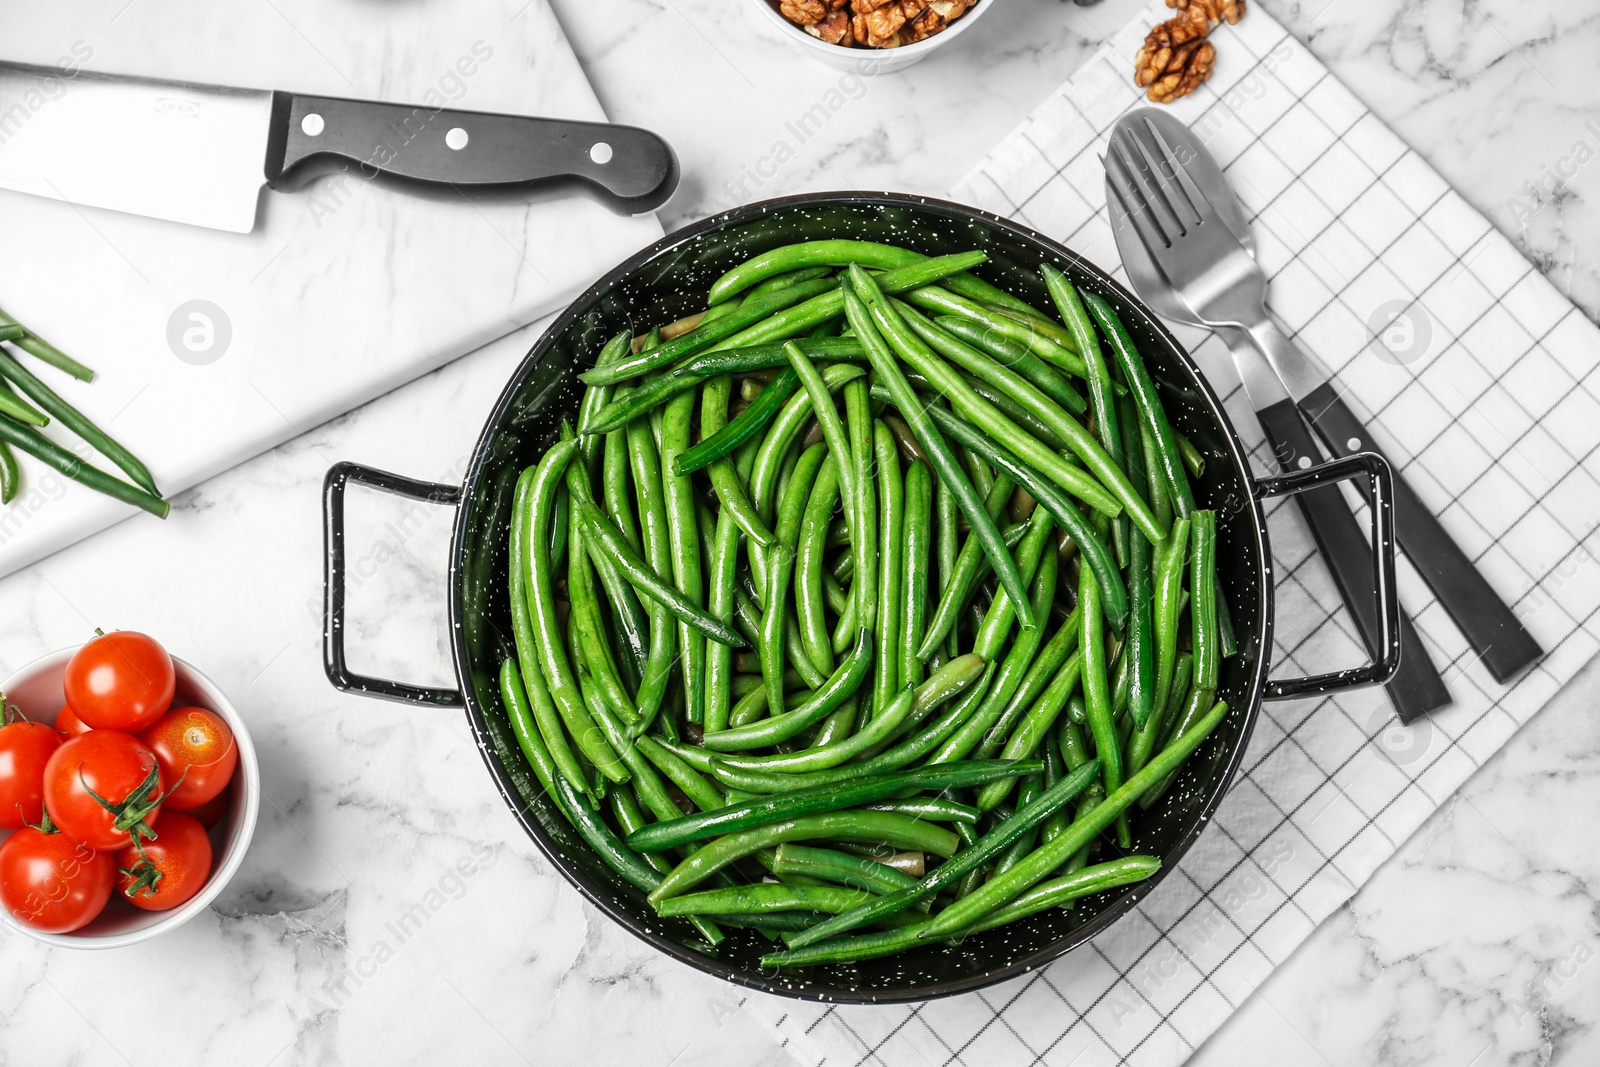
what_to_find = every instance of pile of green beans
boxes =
[0,305,165,515]
[498,240,1237,969]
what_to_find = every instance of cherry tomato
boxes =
[55,704,92,740]
[0,711,62,830]
[185,790,230,831]
[115,810,211,911]
[139,707,237,810]
[63,631,174,733]
[0,827,114,932]
[43,731,165,851]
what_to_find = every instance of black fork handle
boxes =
[1300,382,1543,683]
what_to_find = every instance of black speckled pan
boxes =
[321,192,1399,1003]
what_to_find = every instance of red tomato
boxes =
[43,731,165,851]
[63,631,175,733]
[0,711,62,830]
[0,827,114,932]
[55,704,92,740]
[139,707,237,810]
[185,790,230,830]
[115,810,211,911]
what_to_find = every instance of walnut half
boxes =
[1167,0,1246,27]
[1133,10,1217,103]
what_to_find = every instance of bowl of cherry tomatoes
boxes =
[0,632,259,947]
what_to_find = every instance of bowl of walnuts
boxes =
[752,0,991,72]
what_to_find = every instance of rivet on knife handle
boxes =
[264,92,678,215]
[1300,382,1544,684]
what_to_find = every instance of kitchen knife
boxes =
[0,61,678,233]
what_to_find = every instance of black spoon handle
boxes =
[265,92,678,215]
[1299,383,1543,684]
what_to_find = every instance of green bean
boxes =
[0,439,16,504]
[568,512,639,726]
[966,856,1162,933]
[934,468,960,657]
[0,349,158,493]
[704,483,743,737]
[610,789,670,875]
[993,775,1044,878]
[778,760,1100,950]
[1139,683,1218,809]
[1141,417,1174,532]
[1150,517,1192,727]
[1129,652,1192,778]
[821,569,850,616]
[508,468,591,799]
[923,313,1086,415]
[629,756,1030,852]
[772,844,922,895]
[659,883,871,917]
[1216,573,1238,659]
[647,810,960,905]
[500,660,659,891]
[785,342,857,529]
[674,337,864,378]
[623,419,679,724]
[1079,552,1128,848]
[810,694,858,748]
[901,391,1131,632]
[0,412,168,517]
[712,252,992,352]
[975,642,1084,812]
[865,291,1142,536]
[844,378,878,638]
[929,529,1058,765]
[741,653,979,773]
[0,306,94,381]
[750,363,864,531]
[1191,510,1220,690]
[698,378,777,548]
[635,734,725,813]
[873,420,904,713]
[576,331,631,466]
[1178,433,1205,479]
[844,272,1035,634]
[918,698,1231,940]
[986,303,1083,353]
[900,460,933,689]
[526,440,628,782]
[901,286,1084,375]
[865,797,980,823]
[702,629,871,752]
[583,277,836,386]
[1084,293,1196,517]
[676,369,798,477]
[707,240,1019,313]
[569,461,744,651]
[795,454,842,675]
[745,264,834,301]
[658,389,709,721]
[974,609,1082,761]
[763,442,826,718]
[919,475,1017,659]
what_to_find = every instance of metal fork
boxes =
[1105,111,1453,721]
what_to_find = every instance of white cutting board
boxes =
[0,0,662,577]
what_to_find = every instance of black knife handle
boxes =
[1257,398,1451,721]
[1300,382,1543,684]
[263,92,678,215]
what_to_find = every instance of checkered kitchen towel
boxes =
[760,2,1600,1064]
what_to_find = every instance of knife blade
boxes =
[0,61,678,232]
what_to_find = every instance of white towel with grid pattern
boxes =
[755,2,1600,1064]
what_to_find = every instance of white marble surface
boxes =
[1,0,1596,1064]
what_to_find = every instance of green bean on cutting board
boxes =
[0,313,165,514]
[500,238,1237,969]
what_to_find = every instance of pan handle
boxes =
[323,461,464,707]
[1253,451,1401,701]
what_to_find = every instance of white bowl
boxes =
[746,0,994,73]
[0,648,260,949]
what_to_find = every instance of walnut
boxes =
[1134,12,1216,103]
[852,6,907,46]
[780,0,829,25]
[851,0,897,12]
[806,9,852,43]
[1167,0,1245,26]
